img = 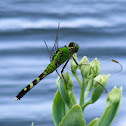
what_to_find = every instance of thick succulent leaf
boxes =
[95,86,122,126]
[59,105,86,126]
[87,118,99,126]
[52,90,65,126]
[56,77,73,108]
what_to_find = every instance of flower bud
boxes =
[64,72,74,92]
[56,72,74,108]
[91,74,110,103]
[90,58,101,76]
[71,53,78,75]
[79,56,90,78]
[95,86,122,126]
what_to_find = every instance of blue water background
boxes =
[0,0,126,126]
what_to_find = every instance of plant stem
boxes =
[79,78,85,106]
[74,73,82,86]
[82,100,91,111]
[84,79,93,102]
[70,90,77,105]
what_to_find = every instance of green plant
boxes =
[52,54,122,126]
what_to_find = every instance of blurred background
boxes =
[0,0,126,126]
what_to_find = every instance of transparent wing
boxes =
[50,23,60,57]
[64,55,122,75]
[44,41,52,62]
[78,55,123,74]
[59,54,123,93]
[44,23,60,62]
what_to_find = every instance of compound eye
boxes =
[68,42,75,47]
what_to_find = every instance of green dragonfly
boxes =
[14,24,123,101]
[14,24,80,100]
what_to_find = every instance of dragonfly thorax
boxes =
[68,42,79,54]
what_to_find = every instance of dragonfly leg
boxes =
[61,59,70,84]
[56,69,63,82]
[72,55,79,66]
[56,69,60,76]
[61,59,69,73]
[72,55,89,66]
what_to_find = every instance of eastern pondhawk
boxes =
[14,24,123,101]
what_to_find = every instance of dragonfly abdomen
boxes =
[14,47,73,101]
[14,61,57,100]
[14,74,46,100]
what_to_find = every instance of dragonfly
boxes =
[14,24,80,100]
[14,24,123,101]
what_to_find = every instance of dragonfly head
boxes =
[68,42,79,54]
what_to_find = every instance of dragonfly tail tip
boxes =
[14,97,19,101]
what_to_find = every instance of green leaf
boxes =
[69,90,77,105]
[109,86,122,126]
[87,118,99,126]
[31,122,34,126]
[56,76,73,108]
[95,86,122,126]
[52,90,65,126]
[59,105,86,126]
[91,74,110,104]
